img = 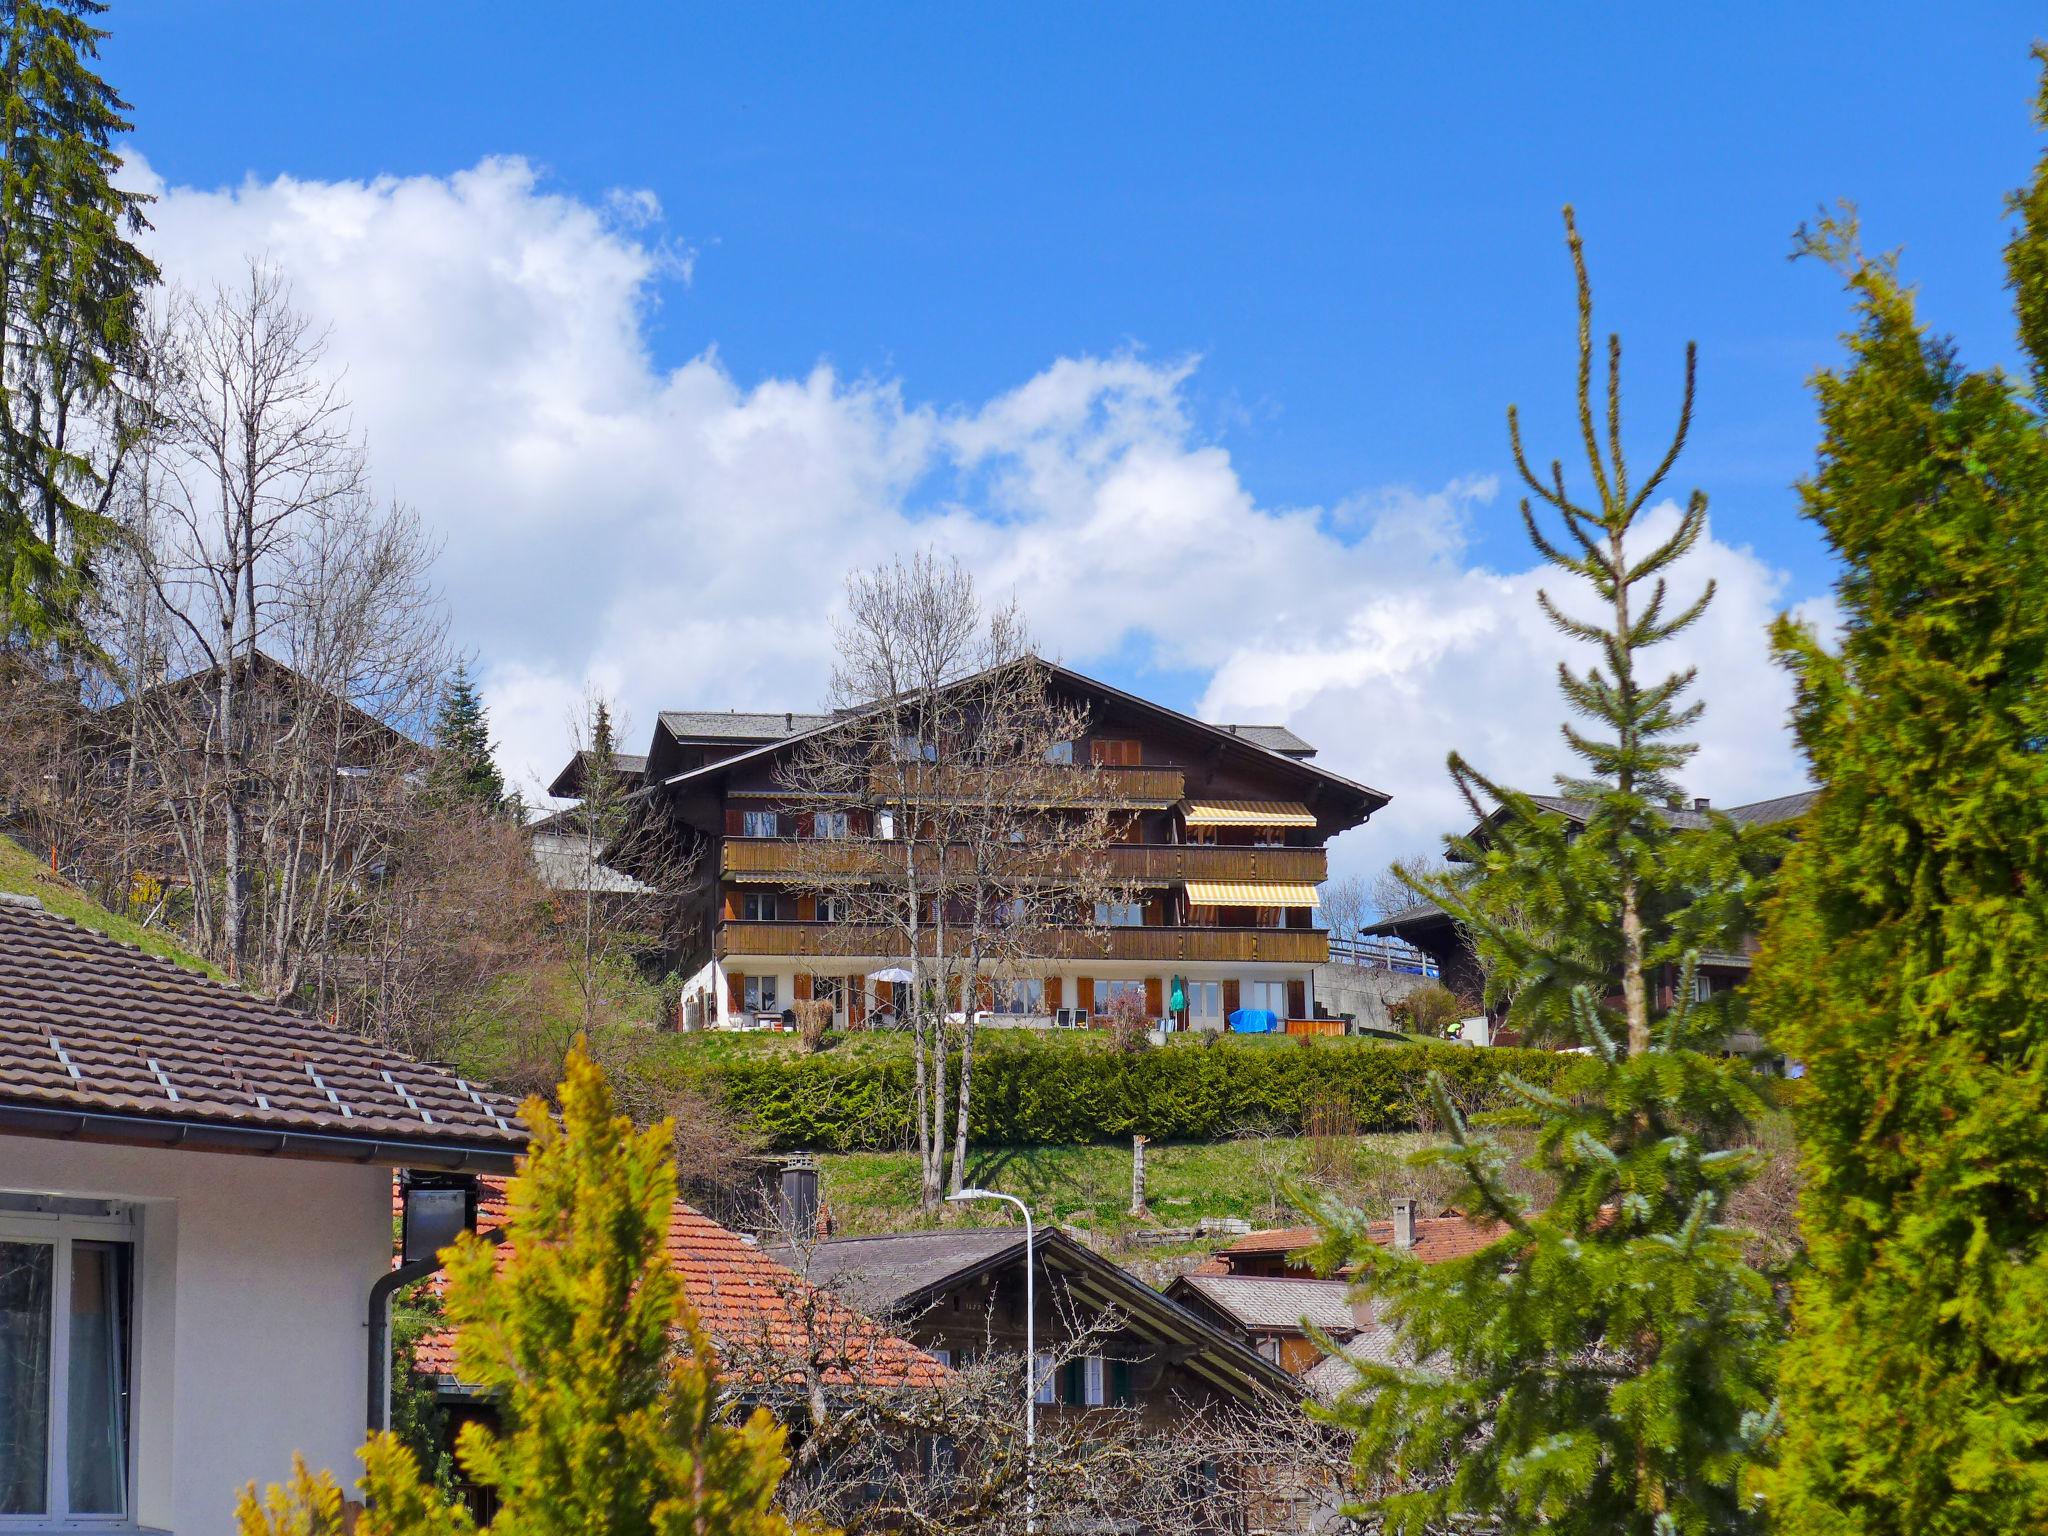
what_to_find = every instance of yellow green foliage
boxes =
[235,1040,813,1536]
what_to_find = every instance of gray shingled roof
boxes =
[528,832,657,896]
[773,1228,1025,1312]
[1176,1274,1358,1333]
[1218,724,1316,756]
[0,895,525,1168]
[658,710,834,742]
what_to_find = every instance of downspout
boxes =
[367,1228,505,1436]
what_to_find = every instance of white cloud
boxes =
[131,153,1814,872]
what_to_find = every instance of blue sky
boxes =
[104,4,2048,864]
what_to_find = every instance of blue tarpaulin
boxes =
[1228,1008,1280,1034]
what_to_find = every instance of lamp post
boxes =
[948,1186,1035,1532]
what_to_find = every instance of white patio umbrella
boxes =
[867,966,916,984]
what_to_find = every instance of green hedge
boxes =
[658,1035,1572,1152]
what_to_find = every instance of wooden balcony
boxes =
[721,837,1326,885]
[715,920,1329,966]
[867,763,1185,807]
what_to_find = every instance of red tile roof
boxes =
[405,1178,945,1390]
[1191,1213,1507,1275]
[0,896,523,1163]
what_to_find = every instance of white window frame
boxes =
[997,977,1044,1016]
[1033,1352,1056,1405]
[1043,741,1074,766]
[1082,1353,1105,1407]
[1093,901,1145,928]
[813,812,850,840]
[1188,980,1223,1022]
[741,810,779,838]
[0,1198,139,1529]
[742,892,780,923]
[1243,979,1288,1015]
[744,975,779,1013]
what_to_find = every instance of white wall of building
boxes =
[2,1135,393,1535]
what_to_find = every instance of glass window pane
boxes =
[67,1242,131,1515]
[0,1240,53,1515]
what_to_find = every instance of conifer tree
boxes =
[0,0,159,641]
[1306,210,1781,1536]
[1751,60,2048,1534]
[428,663,506,813]
[235,1041,804,1536]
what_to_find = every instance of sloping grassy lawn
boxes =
[0,834,222,979]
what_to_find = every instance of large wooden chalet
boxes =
[555,662,1387,1031]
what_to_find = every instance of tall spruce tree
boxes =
[1752,62,2048,1535]
[235,1040,803,1536]
[0,0,158,642]
[1306,210,1782,1536]
[428,663,506,813]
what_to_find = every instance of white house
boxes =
[0,892,525,1533]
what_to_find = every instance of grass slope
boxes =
[0,834,222,978]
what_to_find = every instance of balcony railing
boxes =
[721,837,1327,885]
[715,920,1330,966]
[867,763,1185,807]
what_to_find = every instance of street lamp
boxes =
[948,1186,1035,1531]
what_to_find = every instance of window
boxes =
[812,812,850,839]
[1186,980,1223,1023]
[893,736,937,763]
[1043,740,1074,766]
[1094,901,1145,928]
[742,810,779,838]
[1243,979,1287,1015]
[742,892,780,922]
[1692,972,1716,1003]
[1058,1355,1106,1407]
[812,976,845,1012]
[818,896,849,924]
[995,896,1030,927]
[1098,979,1146,1014]
[875,811,897,841]
[996,978,1044,1016]
[927,1348,952,1368]
[1033,1352,1056,1406]
[744,975,779,1013]
[0,1199,136,1522]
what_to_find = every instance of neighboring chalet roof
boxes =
[658,710,836,743]
[1190,1214,1506,1275]
[1219,724,1316,758]
[770,1225,1299,1403]
[544,748,649,800]
[412,1177,946,1392]
[0,893,525,1170]
[527,830,657,896]
[1364,790,1819,941]
[1170,1273,1359,1334]
[95,648,424,761]
[646,657,1389,821]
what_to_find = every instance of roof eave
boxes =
[0,1101,526,1173]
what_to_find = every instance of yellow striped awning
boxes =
[1182,799,1319,828]
[1185,880,1321,907]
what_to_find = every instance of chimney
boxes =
[1693,797,1710,811]
[784,712,793,730]
[1391,1197,1417,1251]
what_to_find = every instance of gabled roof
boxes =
[658,710,836,744]
[411,1177,946,1392]
[0,894,525,1170]
[544,749,648,800]
[647,656,1388,819]
[1471,789,1818,842]
[1168,1273,1359,1334]
[1189,1214,1507,1275]
[1218,724,1316,758]
[772,1225,1299,1403]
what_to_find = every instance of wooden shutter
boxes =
[721,888,738,921]
[1287,980,1307,1018]
[724,807,745,836]
[1077,977,1095,1014]
[796,893,816,922]
[727,972,744,1015]
[1090,739,1141,767]
[1144,977,1163,1017]
[1222,979,1240,1017]
[794,973,813,1002]
[796,812,814,838]
[1110,1358,1133,1405]
[1046,976,1063,1010]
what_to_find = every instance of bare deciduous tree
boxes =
[777,553,1124,1208]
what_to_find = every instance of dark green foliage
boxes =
[1751,62,2048,1534]
[0,0,157,642]
[427,663,506,813]
[659,1036,1570,1152]
[1312,211,1780,1536]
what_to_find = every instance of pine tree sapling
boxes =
[1308,210,1780,1536]
[235,1040,805,1536]
[428,664,506,814]
[1752,63,2048,1533]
